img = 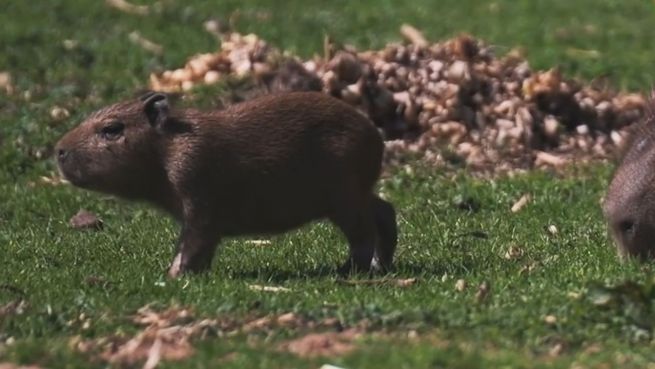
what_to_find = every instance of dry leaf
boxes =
[133,305,193,327]
[475,281,491,303]
[0,300,28,318]
[519,261,539,276]
[101,326,196,365]
[69,210,103,230]
[84,306,219,366]
[503,245,524,260]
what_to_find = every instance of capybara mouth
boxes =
[57,159,91,188]
[614,238,655,262]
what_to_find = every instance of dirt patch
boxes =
[71,305,371,366]
[281,329,362,358]
[0,364,44,369]
[72,306,334,366]
[73,305,219,368]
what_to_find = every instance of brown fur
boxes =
[603,94,655,260]
[56,91,397,277]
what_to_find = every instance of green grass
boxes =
[2,1,655,368]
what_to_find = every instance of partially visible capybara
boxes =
[55,91,397,277]
[603,96,655,260]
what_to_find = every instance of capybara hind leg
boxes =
[331,211,377,275]
[372,195,397,272]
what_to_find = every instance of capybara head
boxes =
[603,102,655,260]
[55,92,171,198]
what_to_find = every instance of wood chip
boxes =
[276,312,299,326]
[106,0,149,15]
[544,315,557,325]
[242,316,272,332]
[511,194,531,213]
[49,106,70,122]
[244,240,271,246]
[39,175,67,186]
[547,224,558,235]
[549,342,565,357]
[336,278,418,287]
[535,151,567,167]
[394,278,418,287]
[0,72,13,94]
[248,284,291,293]
[128,31,163,55]
[400,24,428,47]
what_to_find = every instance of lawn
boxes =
[2,1,655,368]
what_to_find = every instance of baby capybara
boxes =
[55,91,397,277]
[604,96,655,260]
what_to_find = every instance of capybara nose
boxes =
[615,218,636,240]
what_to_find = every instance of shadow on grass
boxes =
[223,259,476,282]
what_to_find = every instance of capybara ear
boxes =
[143,92,169,129]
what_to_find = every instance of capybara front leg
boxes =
[168,219,219,278]
[332,211,378,275]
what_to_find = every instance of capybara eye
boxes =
[100,121,125,140]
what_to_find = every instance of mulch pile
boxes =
[149,24,646,175]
